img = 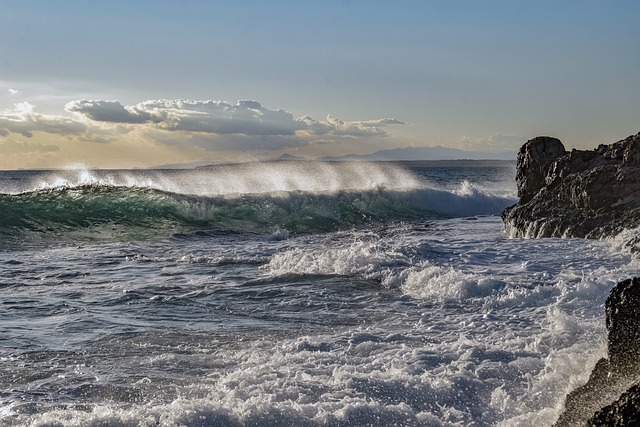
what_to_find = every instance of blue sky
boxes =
[1,1,639,168]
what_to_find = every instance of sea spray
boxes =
[2,161,423,196]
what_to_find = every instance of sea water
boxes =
[0,161,637,427]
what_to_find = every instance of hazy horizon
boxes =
[1,1,639,169]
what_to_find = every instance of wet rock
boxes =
[587,384,640,426]
[502,132,640,239]
[515,136,567,203]
[554,278,640,427]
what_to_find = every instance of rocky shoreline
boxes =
[501,133,640,425]
[553,278,640,426]
[502,133,640,247]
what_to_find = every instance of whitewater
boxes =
[0,161,637,426]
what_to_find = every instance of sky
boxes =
[1,0,639,169]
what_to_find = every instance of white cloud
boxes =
[66,99,306,135]
[0,102,86,138]
[297,114,406,137]
[65,98,405,140]
[0,98,405,153]
[8,88,21,95]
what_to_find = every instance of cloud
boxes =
[65,98,405,140]
[65,99,150,124]
[0,98,405,154]
[66,99,305,135]
[8,88,21,95]
[0,139,60,154]
[0,102,86,138]
[296,114,406,137]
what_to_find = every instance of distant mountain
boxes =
[320,146,515,161]
[276,153,306,160]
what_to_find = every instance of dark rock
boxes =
[502,132,640,239]
[587,384,640,426]
[606,278,640,371]
[554,278,640,427]
[515,136,567,203]
[504,134,640,425]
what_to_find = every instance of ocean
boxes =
[0,161,637,427]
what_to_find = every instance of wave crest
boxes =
[0,163,516,242]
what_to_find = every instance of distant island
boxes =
[155,146,516,169]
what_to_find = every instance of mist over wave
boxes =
[1,161,423,196]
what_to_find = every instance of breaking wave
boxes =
[0,162,516,242]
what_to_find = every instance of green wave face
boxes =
[0,185,436,244]
[0,186,192,243]
[0,162,517,246]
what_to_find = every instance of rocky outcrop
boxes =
[553,278,640,426]
[515,136,567,204]
[502,133,640,241]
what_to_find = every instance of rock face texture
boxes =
[502,133,640,241]
[554,278,640,427]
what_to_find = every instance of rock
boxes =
[554,278,640,427]
[606,278,640,371]
[587,384,640,426]
[502,132,640,239]
[504,134,640,424]
[515,136,567,203]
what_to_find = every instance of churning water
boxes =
[0,161,637,426]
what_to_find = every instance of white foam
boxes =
[397,265,503,302]
[606,226,640,262]
[266,239,410,283]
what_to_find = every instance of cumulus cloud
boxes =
[0,102,86,138]
[65,98,405,140]
[0,98,405,154]
[66,99,306,135]
[65,100,150,124]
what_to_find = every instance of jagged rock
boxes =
[515,136,567,203]
[502,132,640,239]
[504,134,640,425]
[554,278,640,427]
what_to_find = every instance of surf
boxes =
[0,162,517,243]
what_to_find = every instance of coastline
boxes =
[501,133,640,425]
